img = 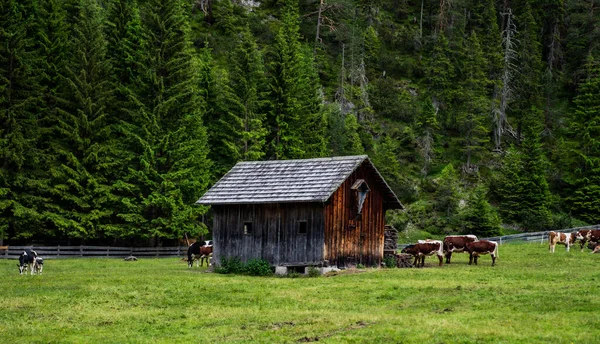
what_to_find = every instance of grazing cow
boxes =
[199,245,213,267]
[401,240,444,267]
[465,240,498,266]
[32,257,44,274]
[587,242,600,254]
[187,241,214,268]
[575,229,600,252]
[548,231,577,253]
[17,250,38,275]
[443,235,478,264]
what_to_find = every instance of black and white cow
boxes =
[17,250,38,275]
[32,257,44,274]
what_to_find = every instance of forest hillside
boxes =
[1,0,599,244]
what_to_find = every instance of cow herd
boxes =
[548,229,600,254]
[14,229,600,275]
[400,235,498,267]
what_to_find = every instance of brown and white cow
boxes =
[465,240,498,266]
[443,235,478,264]
[575,229,600,252]
[401,240,444,267]
[548,231,577,253]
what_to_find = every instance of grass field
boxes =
[2,242,600,343]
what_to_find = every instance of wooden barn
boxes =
[196,155,403,268]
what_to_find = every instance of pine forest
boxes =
[1,0,599,245]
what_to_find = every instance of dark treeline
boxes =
[1,0,599,245]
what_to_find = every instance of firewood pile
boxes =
[393,253,414,268]
[384,225,398,252]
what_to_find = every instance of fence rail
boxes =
[0,245,187,259]
[397,224,600,249]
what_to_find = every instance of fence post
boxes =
[57,245,60,257]
[541,232,545,245]
[80,245,83,257]
[107,246,110,257]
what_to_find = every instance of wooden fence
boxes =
[397,224,600,249]
[0,245,187,259]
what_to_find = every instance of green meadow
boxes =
[2,242,599,343]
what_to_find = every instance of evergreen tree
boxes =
[425,33,455,130]
[434,163,460,218]
[567,56,600,224]
[46,0,118,239]
[512,1,544,141]
[458,185,502,237]
[118,0,211,242]
[266,0,325,159]
[0,0,45,240]
[456,32,490,171]
[497,121,552,231]
[228,28,268,162]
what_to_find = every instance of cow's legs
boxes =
[437,255,443,266]
[491,254,496,266]
[581,240,587,252]
[420,256,425,268]
[473,255,478,265]
[445,252,452,264]
[566,244,570,252]
[411,256,418,267]
[468,253,473,265]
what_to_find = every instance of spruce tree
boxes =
[0,0,45,240]
[497,122,552,231]
[458,185,502,237]
[46,0,118,239]
[457,32,490,171]
[512,1,544,141]
[426,33,455,130]
[266,0,326,159]
[228,27,268,162]
[567,56,600,224]
[120,0,211,242]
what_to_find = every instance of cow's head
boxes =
[401,245,415,255]
[575,231,586,241]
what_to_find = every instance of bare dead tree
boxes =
[494,8,519,152]
[308,0,343,56]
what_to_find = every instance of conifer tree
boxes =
[434,163,460,218]
[266,0,326,159]
[426,33,454,129]
[497,121,552,231]
[46,0,118,239]
[457,32,490,171]
[567,56,600,224]
[119,0,211,241]
[513,1,544,141]
[0,0,45,240]
[228,28,268,161]
[458,185,502,237]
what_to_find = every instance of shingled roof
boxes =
[196,155,403,209]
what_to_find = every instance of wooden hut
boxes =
[196,155,403,268]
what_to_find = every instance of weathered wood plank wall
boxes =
[324,163,385,267]
[212,203,325,266]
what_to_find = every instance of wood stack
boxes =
[384,225,398,253]
[393,253,414,268]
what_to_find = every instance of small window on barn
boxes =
[351,179,370,218]
[298,221,307,234]
[243,222,252,235]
